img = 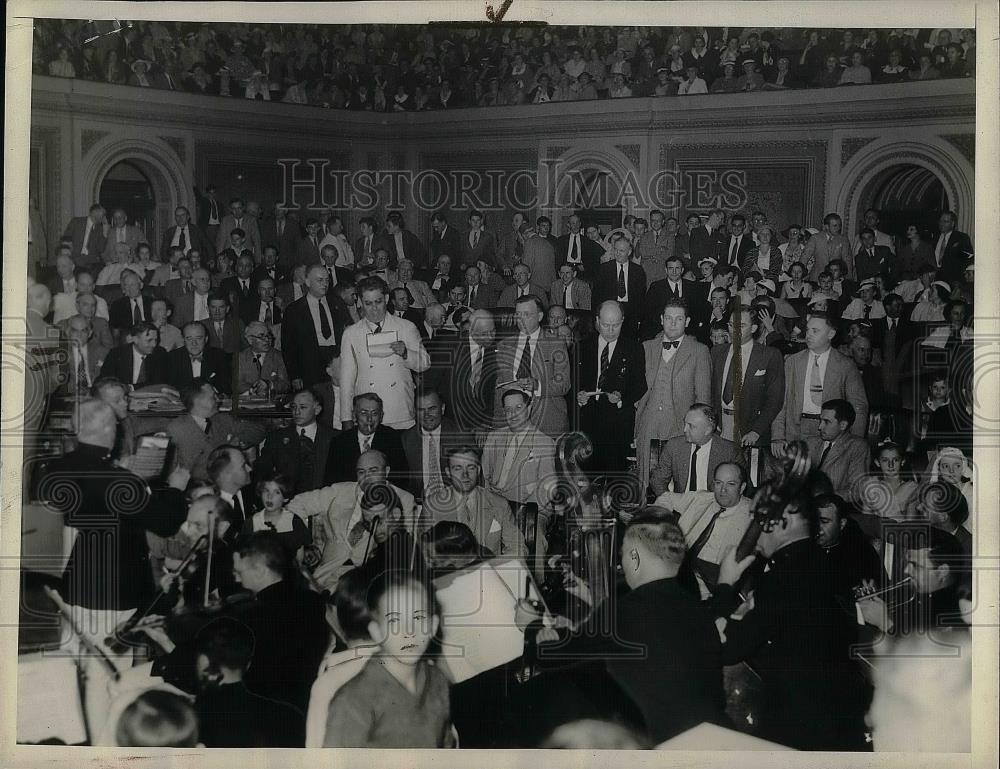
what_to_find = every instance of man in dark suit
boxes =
[593,240,647,338]
[575,301,647,475]
[59,314,110,397]
[853,228,894,285]
[649,404,744,496]
[168,321,233,395]
[436,309,499,433]
[298,219,324,267]
[255,388,334,494]
[379,211,427,270]
[47,251,79,298]
[539,513,727,744]
[554,214,602,282]
[354,216,379,266]
[711,492,869,750]
[462,264,498,310]
[160,205,210,262]
[323,392,408,486]
[878,293,917,404]
[421,254,455,301]
[108,269,155,343]
[194,184,224,246]
[215,197,261,258]
[722,214,755,269]
[61,204,107,269]
[710,305,785,450]
[461,210,496,270]
[260,205,300,269]
[688,209,727,267]
[281,265,348,389]
[220,254,257,310]
[99,320,170,387]
[641,256,707,339]
[205,292,246,355]
[932,210,974,283]
[251,246,288,289]
[429,211,463,263]
[400,390,471,498]
[240,277,283,327]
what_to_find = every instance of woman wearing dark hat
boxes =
[762,56,797,90]
[710,60,741,93]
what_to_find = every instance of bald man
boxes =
[575,301,647,474]
[285,449,416,590]
[281,264,349,388]
[442,308,501,432]
[41,398,188,734]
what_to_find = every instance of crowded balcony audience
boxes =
[34,21,975,111]
[21,164,975,751]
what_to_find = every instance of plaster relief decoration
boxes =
[840,137,877,168]
[80,129,109,158]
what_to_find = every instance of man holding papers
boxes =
[340,276,430,430]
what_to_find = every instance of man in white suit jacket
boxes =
[340,276,430,430]
[285,450,416,591]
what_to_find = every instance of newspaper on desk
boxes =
[366,329,399,358]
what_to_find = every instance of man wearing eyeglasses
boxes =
[236,321,290,398]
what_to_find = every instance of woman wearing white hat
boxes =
[910,281,951,323]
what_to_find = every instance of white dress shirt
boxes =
[721,339,754,407]
[357,431,375,454]
[193,292,210,321]
[189,354,202,378]
[394,231,405,261]
[661,334,685,364]
[512,328,542,376]
[421,426,443,487]
[73,346,92,388]
[615,261,630,301]
[171,224,191,253]
[298,422,318,441]
[801,348,832,415]
[257,300,277,323]
[688,438,713,491]
[566,233,583,263]
[597,337,617,375]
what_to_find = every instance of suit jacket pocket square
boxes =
[754,370,766,376]
[488,519,502,534]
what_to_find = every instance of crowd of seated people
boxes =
[23,182,975,750]
[34,22,975,109]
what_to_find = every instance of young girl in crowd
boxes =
[781,261,813,299]
[242,473,312,562]
[323,570,455,748]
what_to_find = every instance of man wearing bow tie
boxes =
[168,321,232,394]
[635,298,711,495]
[369,248,398,285]
[251,246,288,289]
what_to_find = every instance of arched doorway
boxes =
[99,160,157,242]
[559,167,625,232]
[862,164,950,241]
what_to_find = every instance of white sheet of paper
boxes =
[17,654,87,744]
[366,330,399,358]
[433,556,543,683]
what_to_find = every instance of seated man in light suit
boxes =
[391,258,437,309]
[235,321,290,397]
[422,445,526,558]
[498,263,549,308]
[482,389,556,507]
[285,449,416,591]
[653,462,754,598]
[806,398,871,498]
[649,403,744,497]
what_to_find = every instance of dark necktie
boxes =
[729,237,738,265]
[473,231,480,248]
[132,300,142,325]
[264,303,273,324]
[203,417,212,435]
[403,283,415,304]
[470,286,477,304]
[178,228,186,251]
[76,351,89,396]
[373,322,382,334]
[328,267,336,287]
[672,281,681,299]
[347,517,368,547]
[232,492,244,523]
[254,354,263,376]
[863,304,871,320]
[517,336,532,380]
[688,444,700,491]
[819,441,832,467]
[617,265,627,298]
[599,342,610,379]
[689,507,726,561]
[662,339,679,350]
[318,300,332,338]
[298,428,316,492]
[135,354,148,387]
[562,285,569,305]
[184,280,192,294]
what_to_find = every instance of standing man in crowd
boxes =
[63,204,108,270]
[282,265,347,389]
[340,276,429,431]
